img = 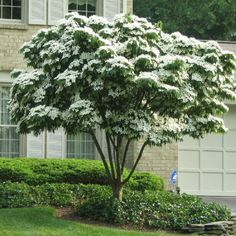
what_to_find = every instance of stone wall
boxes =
[183,219,236,235]
[0,25,45,71]
[126,141,178,190]
[127,0,133,13]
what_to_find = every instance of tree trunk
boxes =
[112,182,123,201]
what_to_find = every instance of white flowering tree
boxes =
[10,13,236,200]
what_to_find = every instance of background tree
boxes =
[10,13,236,200]
[134,0,236,40]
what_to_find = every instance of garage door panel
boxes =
[179,136,199,148]
[225,152,236,170]
[202,151,223,170]
[178,150,199,169]
[225,130,236,149]
[225,174,236,191]
[201,134,223,149]
[179,105,236,196]
[201,173,223,192]
[178,172,200,191]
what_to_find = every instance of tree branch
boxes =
[122,141,148,185]
[135,91,145,109]
[121,139,131,174]
[109,135,117,149]
[106,133,116,180]
[113,136,122,183]
[90,131,113,183]
[143,94,158,110]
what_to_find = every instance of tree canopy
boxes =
[134,0,236,40]
[9,13,236,199]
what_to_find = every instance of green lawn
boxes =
[0,207,184,236]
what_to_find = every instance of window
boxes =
[0,86,20,157]
[67,132,95,159]
[0,0,22,20]
[68,0,97,17]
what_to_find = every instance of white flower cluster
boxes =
[12,70,43,89]
[28,105,60,120]
[9,12,236,143]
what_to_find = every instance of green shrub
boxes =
[0,158,164,191]
[0,181,111,208]
[0,158,107,185]
[0,182,38,208]
[126,172,164,192]
[77,190,231,230]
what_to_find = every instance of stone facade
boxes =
[127,0,133,13]
[0,25,45,71]
[126,141,178,190]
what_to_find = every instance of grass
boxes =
[0,207,185,236]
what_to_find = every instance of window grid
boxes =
[67,132,95,159]
[0,0,22,20]
[0,87,20,157]
[68,0,96,17]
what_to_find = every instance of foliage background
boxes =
[134,0,236,40]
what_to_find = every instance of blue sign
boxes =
[171,170,177,185]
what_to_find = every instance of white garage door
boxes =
[178,105,236,196]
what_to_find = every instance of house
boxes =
[1,0,236,197]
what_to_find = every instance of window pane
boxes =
[69,0,77,10]
[0,0,22,20]
[13,0,21,6]
[0,87,20,158]
[87,0,96,11]
[87,12,95,17]
[0,87,10,125]
[67,132,95,159]
[78,0,86,11]
[2,7,11,19]
[69,0,97,16]
[3,0,11,5]
[12,7,21,19]
[78,11,86,16]
[0,127,20,157]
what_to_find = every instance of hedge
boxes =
[0,181,230,231]
[0,158,164,192]
[0,181,110,208]
[78,190,231,231]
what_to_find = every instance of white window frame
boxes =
[0,0,26,24]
